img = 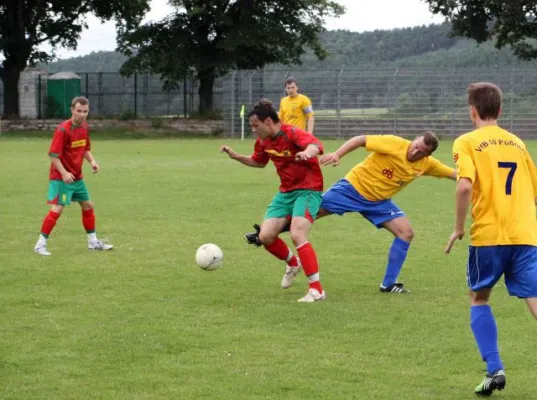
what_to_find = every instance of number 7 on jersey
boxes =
[498,162,517,195]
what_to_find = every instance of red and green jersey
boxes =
[251,124,324,192]
[48,120,91,181]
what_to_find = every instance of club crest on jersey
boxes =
[71,139,87,148]
[382,168,394,179]
[265,149,293,157]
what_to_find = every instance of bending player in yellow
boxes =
[445,82,537,396]
[246,131,456,293]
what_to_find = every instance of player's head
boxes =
[407,131,439,162]
[285,77,299,98]
[71,97,89,125]
[467,82,502,125]
[248,98,280,139]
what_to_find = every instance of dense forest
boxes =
[42,23,537,74]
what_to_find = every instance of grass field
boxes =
[1,136,536,399]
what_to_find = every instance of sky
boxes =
[46,0,445,59]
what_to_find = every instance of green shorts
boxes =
[47,179,90,206]
[264,190,323,223]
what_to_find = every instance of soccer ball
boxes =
[195,243,224,271]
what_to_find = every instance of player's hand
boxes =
[62,172,75,184]
[91,161,100,173]
[320,153,340,166]
[220,145,237,159]
[295,151,310,161]
[445,229,465,254]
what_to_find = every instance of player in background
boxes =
[34,97,113,256]
[246,132,456,293]
[220,99,326,302]
[445,82,537,396]
[279,77,315,133]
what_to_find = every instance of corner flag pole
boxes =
[240,104,245,140]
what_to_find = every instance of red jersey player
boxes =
[34,97,113,256]
[220,99,326,302]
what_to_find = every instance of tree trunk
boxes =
[1,61,21,118]
[197,68,215,115]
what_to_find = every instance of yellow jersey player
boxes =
[246,132,456,293]
[279,77,314,132]
[445,82,537,396]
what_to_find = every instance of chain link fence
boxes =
[2,67,537,137]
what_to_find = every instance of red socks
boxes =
[40,211,61,237]
[82,208,96,233]
[264,238,299,266]
[297,242,323,293]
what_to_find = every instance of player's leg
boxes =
[259,193,300,284]
[379,216,413,293]
[467,246,506,396]
[35,180,70,256]
[290,190,326,302]
[73,180,113,251]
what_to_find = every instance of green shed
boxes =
[47,72,82,118]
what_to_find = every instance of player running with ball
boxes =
[220,99,326,303]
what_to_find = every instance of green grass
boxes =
[1,136,536,399]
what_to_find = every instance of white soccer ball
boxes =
[195,243,224,271]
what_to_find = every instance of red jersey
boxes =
[251,125,324,192]
[48,120,91,181]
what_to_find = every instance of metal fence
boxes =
[3,67,537,137]
[224,67,537,138]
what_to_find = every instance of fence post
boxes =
[392,68,399,134]
[510,66,514,132]
[37,75,42,119]
[450,68,456,138]
[98,72,102,116]
[248,70,256,106]
[134,72,138,118]
[230,70,238,138]
[336,65,345,139]
[85,73,89,98]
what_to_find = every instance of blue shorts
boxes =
[467,245,537,298]
[321,179,405,228]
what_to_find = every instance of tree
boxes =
[0,0,149,117]
[425,0,537,60]
[117,0,345,115]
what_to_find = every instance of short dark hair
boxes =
[71,96,89,108]
[248,98,280,122]
[284,77,297,87]
[467,82,502,120]
[421,131,439,153]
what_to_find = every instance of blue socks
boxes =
[381,237,410,287]
[471,305,504,374]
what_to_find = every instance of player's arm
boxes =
[84,151,100,173]
[525,151,537,204]
[49,127,74,183]
[445,139,475,254]
[290,128,324,160]
[319,135,366,166]
[220,145,266,168]
[425,157,457,180]
[303,96,314,133]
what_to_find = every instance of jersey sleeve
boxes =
[424,157,455,178]
[365,135,407,154]
[48,127,66,158]
[278,99,285,122]
[302,96,314,116]
[453,137,476,182]
[251,139,270,165]
[290,128,324,155]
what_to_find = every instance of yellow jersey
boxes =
[453,125,537,246]
[345,135,454,201]
[279,94,314,130]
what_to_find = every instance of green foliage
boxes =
[117,0,345,114]
[0,0,150,116]
[425,0,537,60]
